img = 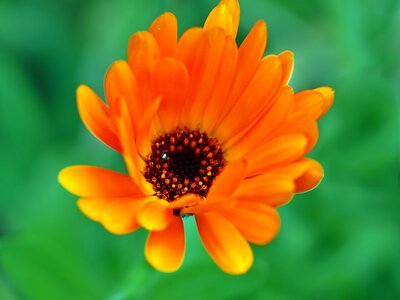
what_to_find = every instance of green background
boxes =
[0,0,399,299]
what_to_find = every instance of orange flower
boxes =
[58,0,333,275]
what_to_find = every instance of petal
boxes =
[58,166,142,197]
[127,31,160,105]
[100,197,147,234]
[145,217,185,272]
[204,1,234,36]
[216,55,282,143]
[137,199,173,231]
[175,27,211,126]
[105,61,142,132]
[278,50,294,85]
[218,21,267,123]
[294,87,334,121]
[76,85,121,152]
[208,159,247,199]
[246,134,308,177]
[222,0,240,38]
[270,112,319,154]
[77,196,153,235]
[149,12,178,57]
[227,86,293,160]
[113,98,154,194]
[77,197,108,222]
[295,158,324,193]
[196,212,253,275]
[221,201,280,245]
[233,173,295,207]
[269,159,311,179]
[204,0,240,38]
[136,96,161,156]
[202,36,238,133]
[152,58,189,132]
[185,28,227,128]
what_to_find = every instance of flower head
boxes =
[59,0,334,274]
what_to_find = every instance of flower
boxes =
[58,0,334,275]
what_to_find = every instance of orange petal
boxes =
[216,55,282,144]
[315,87,334,118]
[175,27,210,126]
[208,159,247,199]
[269,159,311,179]
[221,201,280,245]
[202,36,238,133]
[136,96,161,157]
[137,199,173,231]
[105,61,142,132]
[186,28,227,128]
[227,87,293,160]
[246,134,308,177]
[270,112,319,154]
[196,212,253,275]
[218,21,267,123]
[233,173,295,207]
[100,197,149,234]
[149,12,178,57]
[76,85,121,152]
[152,58,189,132]
[295,158,324,193]
[77,197,108,222]
[294,87,334,121]
[113,98,154,194]
[204,0,240,38]
[278,50,294,85]
[58,166,142,197]
[145,217,185,272]
[127,31,159,105]
[222,0,240,38]
[204,1,234,36]
[77,196,153,234]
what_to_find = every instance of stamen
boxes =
[143,127,225,205]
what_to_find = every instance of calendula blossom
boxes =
[59,0,334,274]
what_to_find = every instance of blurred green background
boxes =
[0,0,399,299]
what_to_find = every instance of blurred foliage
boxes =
[0,0,399,299]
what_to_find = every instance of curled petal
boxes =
[294,158,324,193]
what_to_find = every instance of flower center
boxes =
[143,128,225,203]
